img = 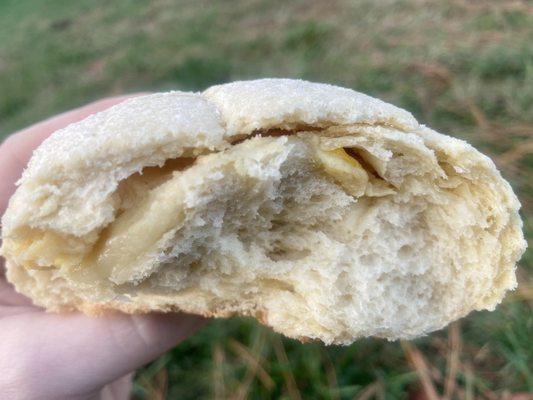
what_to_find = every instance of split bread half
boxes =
[0,79,526,345]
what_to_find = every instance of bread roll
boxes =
[0,79,526,344]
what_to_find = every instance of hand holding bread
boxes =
[0,96,205,399]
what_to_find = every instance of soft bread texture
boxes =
[0,79,526,345]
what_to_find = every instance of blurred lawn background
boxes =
[1,0,531,399]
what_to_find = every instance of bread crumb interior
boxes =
[2,127,518,342]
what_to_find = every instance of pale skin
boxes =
[0,96,206,400]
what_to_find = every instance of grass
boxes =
[1,0,531,398]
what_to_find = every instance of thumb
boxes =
[1,311,205,399]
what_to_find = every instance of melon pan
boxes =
[0,79,526,345]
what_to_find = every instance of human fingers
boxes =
[0,311,205,400]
